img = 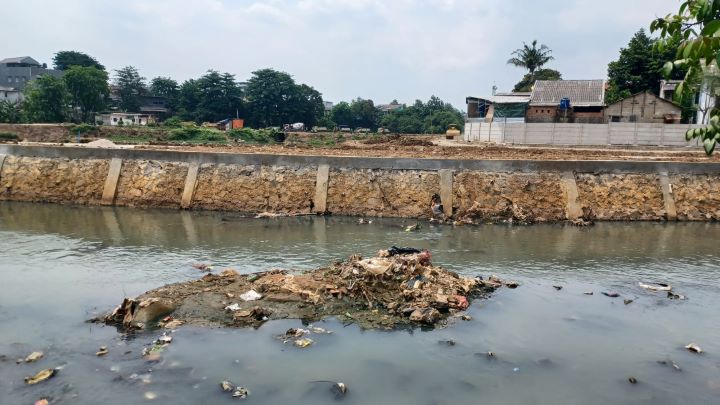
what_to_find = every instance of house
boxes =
[0,85,21,104]
[0,56,62,91]
[659,79,718,124]
[527,80,606,123]
[466,92,530,123]
[108,87,170,120]
[605,91,681,123]
[377,101,405,113]
[95,112,154,126]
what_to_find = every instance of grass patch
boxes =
[167,127,228,144]
[227,128,277,144]
[0,132,19,140]
[307,133,344,148]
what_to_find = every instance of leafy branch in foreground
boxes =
[652,0,720,154]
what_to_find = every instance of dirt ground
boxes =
[128,134,720,163]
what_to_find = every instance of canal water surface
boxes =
[1,202,719,404]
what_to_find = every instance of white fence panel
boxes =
[465,121,702,147]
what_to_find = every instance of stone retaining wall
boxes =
[1,146,720,222]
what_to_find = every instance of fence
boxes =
[463,120,702,147]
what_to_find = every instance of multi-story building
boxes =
[0,56,62,91]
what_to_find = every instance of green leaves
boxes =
[663,61,674,78]
[704,138,716,154]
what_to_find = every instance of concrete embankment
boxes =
[1,144,719,222]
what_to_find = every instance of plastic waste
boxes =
[685,343,703,353]
[638,282,672,292]
[25,368,56,385]
[294,338,314,348]
[240,290,262,301]
[96,346,109,356]
[601,292,620,298]
[628,377,638,384]
[387,246,421,256]
[25,351,44,363]
[553,285,563,291]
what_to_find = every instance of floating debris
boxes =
[639,282,672,292]
[504,281,520,289]
[583,291,594,295]
[438,339,456,347]
[34,399,49,405]
[310,381,347,399]
[192,263,213,272]
[96,346,109,356]
[553,285,563,291]
[156,335,173,345]
[220,381,234,392]
[25,368,56,385]
[628,376,638,384]
[602,292,620,298]
[404,223,420,232]
[668,292,686,300]
[685,343,703,354]
[144,392,157,400]
[232,387,250,399]
[460,315,472,321]
[358,218,372,224]
[658,360,682,371]
[294,338,314,348]
[25,351,44,363]
[624,299,634,305]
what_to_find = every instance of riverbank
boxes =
[1,144,720,222]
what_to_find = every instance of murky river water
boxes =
[1,202,719,404]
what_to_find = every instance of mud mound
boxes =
[102,251,513,330]
[362,135,435,147]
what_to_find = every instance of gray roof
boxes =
[530,80,606,107]
[0,56,40,65]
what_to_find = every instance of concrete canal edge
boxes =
[1,144,720,222]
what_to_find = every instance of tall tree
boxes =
[514,68,562,92]
[0,100,22,123]
[195,71,244,123]
[53,51,105,71]
[177,79,201,121]
[507,40,554,76]
[605,29,683,104]
[379,96,463,134]
[113,66,146,112]
[331,102,353,127]
[245,68,324,127]
[350,98,378,129]
[150,76,180,111]
[22,75,69,123]
[652,0,720,153]
[63,66,109,123]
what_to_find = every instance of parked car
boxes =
[355,128,371,133]
[339,126,352,132]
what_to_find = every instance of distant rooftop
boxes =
[0,56,41,66]
[530,80,605,107]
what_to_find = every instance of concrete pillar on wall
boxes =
[439,169,453,217]
[559,171,583,220]
[659,172,678,221]
[313,164,330,213]
[0,154,6,180]
[101,158,123,206]
[181,161,200,209]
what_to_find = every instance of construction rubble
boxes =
[101,249,514,330]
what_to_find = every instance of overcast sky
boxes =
[2,0,680,108]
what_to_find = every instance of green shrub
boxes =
[69,123,98,135]
[163,116,183,128]
[227,128,273,144]
[0,132,19,140]
[167,127,227,143]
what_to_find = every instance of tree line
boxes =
[0,50,463,134]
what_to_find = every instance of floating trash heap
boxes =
[102,248,514,330]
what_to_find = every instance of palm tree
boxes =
[507,40,554,76]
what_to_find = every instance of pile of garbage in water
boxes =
[101,248,514,330]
